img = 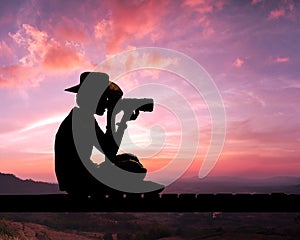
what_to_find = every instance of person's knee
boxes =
[114,153,146,174]
[116,153,139,162]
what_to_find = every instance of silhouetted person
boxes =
[54,72,164,196]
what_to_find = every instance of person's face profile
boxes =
[95,96,118,116]
[95,95,109,116]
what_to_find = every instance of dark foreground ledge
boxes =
[1,193,300,212]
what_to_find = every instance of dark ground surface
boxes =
[1,212,300,239]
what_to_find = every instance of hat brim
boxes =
[65,85,80,93]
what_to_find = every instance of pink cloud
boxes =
[10,24,49,66]
[265,1,296,21]
[0,40,13,60]
[233,58,244,68]
[226,119,299,151]
[0,65,43,88]
[212,154,300,178]
[196,16,215,37]
[182,0,206,7]
[52,16,89,43]
[10,24,93,70]
[98,0,168,54]
[42,45,92,70]
[101,50,178,79]
[182,0,227,37]
[268,9,285,20]
[251,0,263,4]
[4,24,94,87]
[94,19,112,40]
[275,57,290,63]
[266,56,290,65]
[145,51,178,68]
[182,0,226,12]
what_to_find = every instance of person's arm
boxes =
[104,109,127,159]
[94,113,119,162]
[104,107,140,160]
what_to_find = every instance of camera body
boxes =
[117,98,154,113]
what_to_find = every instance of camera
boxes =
[118,98,154,112]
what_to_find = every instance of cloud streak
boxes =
[275,57,290,63]
[268,9,285,20]
[0,64,43,88]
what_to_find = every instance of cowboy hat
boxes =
[65,72,123,97]
[65,72,109,93]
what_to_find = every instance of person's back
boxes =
[55,108,97,194]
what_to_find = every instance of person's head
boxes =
[65,72,123,115]
[96,81,123,115]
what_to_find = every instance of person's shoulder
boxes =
[58,108,76,125]
[70,107,78,113]
[67,107,79,117]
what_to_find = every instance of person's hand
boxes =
[119,110,139,126]
[130,110,140,121]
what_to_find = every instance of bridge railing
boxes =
[1,193,299,212]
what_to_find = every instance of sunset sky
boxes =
[0,0,299,183]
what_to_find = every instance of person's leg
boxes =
[114,153,165,194]
[114,153,147,175]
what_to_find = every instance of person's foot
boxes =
[102,181,164,197]
[129,180,164,194]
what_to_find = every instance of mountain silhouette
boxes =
[0,172,60,195]
[164,176,300,194]
[1,172,300,195]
